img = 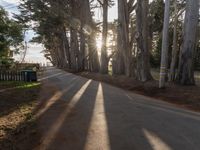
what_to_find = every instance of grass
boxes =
[0,81,40,90]
[0,81,41,150]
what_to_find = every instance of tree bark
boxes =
[78,26,86,71]
[136,0,153,81]
[176,0,199,85]
[62,27,71,69]
[169,0,178,81]
[79,0,100,72]
[70,28,79,71]
[113,0,131,76]
[100,0,109,74]
[159,0,170,88]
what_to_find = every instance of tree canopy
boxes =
[0,7,24,59]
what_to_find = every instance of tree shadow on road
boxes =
[102,83,200,150]
[40,80,99,150]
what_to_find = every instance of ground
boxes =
[0,67,200,150]
[77,71,200,112]
[0,81,41,149]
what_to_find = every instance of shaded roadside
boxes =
[0,82,41,150]
[76,71,200,112]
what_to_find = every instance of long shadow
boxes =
[102,83,200,150]
[101,83,154,150]
[0,74,89,150]
[36,77,89,134]
[0,85,41,118]
[0,86,43,150]
[0,72,74,118]
[46,80,99,150]
[33,73,78,115]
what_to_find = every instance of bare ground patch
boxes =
[0,82,41,150]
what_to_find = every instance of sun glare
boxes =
[96,39,102,50]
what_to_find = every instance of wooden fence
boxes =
[0,71,27,81]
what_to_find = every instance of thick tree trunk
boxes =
[78,26,86,71]
[176,0,199,85]
[76,0,100,72]
[100,0,109,74]
[159,0,170,88]
[55,46,62,68]
[54,37,65,68]
[112,51,125,75]
[136,0,153,81]
[70,29,79,71]
[62,27,71,69]
[113,0,131,76]
[112,26,124,75]
[85,0,100,72]
[169,0,178,81]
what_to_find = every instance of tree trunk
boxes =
[70,28,79,71]
[159,0,170,88]
[85,0,100,72]
[78,26,86,71]
[136,0,153,81]
[169,0,178,81]
[113,0,131,76]
[62,27,71,69]
[100,0,109,74]
[176,0,199,85]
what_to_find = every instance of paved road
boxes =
[36,67,200,150]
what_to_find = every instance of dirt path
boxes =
[35,67,200,150]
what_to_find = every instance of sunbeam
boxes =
[143,129,172,150]
[40,80,92,149]
[84,83,110,150]
[35,77,78,118]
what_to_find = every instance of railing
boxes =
[0,71,26,81]
[0,70,37,82]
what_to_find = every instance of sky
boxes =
[0,0,118,64]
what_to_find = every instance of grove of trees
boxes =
[15,0,199,86]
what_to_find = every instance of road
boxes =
[36,67,200,150]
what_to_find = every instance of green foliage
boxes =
[150,25,179,68]
[0,81,40,89]
[0,7,24,59]
[0,57,14,69]
[149,0,165,33]
[149,0,185,69]
[150,35,162,68]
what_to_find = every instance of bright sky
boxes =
[0,0,118,64]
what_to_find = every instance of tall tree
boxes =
[118,0,131,76]
[169,0,178,81]
[0,7,24,59]
[136,0,153,81]
[85,0,100,72]
[100,0,109,74]
[112,0,126,75]
[176,0,199,85]
[113,0,135,76]
[159,0,170,88]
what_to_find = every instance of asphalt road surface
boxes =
[36,67,200,150]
